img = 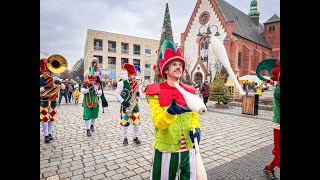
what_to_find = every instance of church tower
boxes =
[249,0,260,26]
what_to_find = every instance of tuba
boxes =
[40,54,68,98]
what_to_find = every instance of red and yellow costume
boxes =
[146,40,201,179]
[40,57,65,143]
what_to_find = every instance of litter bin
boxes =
[242,94,259,115]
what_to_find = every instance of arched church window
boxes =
[238,52,242,66]
[272,26,275,31]
[200,37,209,62]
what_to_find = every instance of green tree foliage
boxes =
[159,3,174,48]
[154,3,174,83]
[209,74,232,104]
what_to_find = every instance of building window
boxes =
[145,60,151,69]
[144,60,151,76]
[133,44,140,55]
[108,57,116,76]
[272,26,275,31]
[144,76,150,80]
[251,55,254,70]
[269,26,272,32]
[133,59,140,66]
[108,41,116,52]
[121,58,128,65]
[94,39,103,51]
[94,55,103,68]
[238,52,242,66]
[199,11,210,26]
[145,45,151,57]
[200,38,209,62]
[121,42,129,54]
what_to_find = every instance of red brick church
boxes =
[180,0,280,83]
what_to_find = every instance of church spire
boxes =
[249,0,260,26]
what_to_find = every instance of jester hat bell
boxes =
[156,40,186,79]
[256,58,280,82]
[122,63,136,76]
[40,57,50,73]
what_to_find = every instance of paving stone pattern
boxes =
[40,90,277,179]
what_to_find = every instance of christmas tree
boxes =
[209,74,232,104]
[154,2,174,83]
[159,3,174,48]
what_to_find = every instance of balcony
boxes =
[121,50,129,54]
[108,48,116,52]
[108,64,116,69]
[94,46,102,51]
[133,51,140,55]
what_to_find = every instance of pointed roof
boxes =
[181,0,271,49]
[215,0,270,48]
[264,14,280,24]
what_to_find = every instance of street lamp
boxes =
[197,24,220,38]
[197,24,220,82]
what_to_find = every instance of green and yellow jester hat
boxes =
[156,39,186,79]
[256,58,280,82]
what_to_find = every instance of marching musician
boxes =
[81,75,102,137]
[40,57,65,143]
[114,63,142,145]
[145,40,202,179]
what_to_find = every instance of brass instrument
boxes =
[40,54,68,98]
[124,91,140,114]
[46,54,68,73]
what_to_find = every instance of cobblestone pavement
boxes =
[207,144,280,180]
[40,90,277,180]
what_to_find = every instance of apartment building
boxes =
[84,29,159,82]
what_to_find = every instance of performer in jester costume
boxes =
[145,40,202,180]
[256,59,280,180]
[81,75,102,137]
[89,57,109,110]
[115,63,143,145]
[40,57,65,143]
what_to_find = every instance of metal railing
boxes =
[108,48,116,52]
[133,51,140,55]
[121,50,129,54]
[94,46,102,51]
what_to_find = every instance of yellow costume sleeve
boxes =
[191,111,202,130]
[147,95,178,130]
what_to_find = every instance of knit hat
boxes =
[156,40,186,79]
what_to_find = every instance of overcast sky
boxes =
[40,0,280,69]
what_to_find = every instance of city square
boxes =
[40,90,279,180]
[41,0,280,179]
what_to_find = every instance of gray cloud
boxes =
[41,0,279,69]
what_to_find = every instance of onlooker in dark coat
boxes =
[201,80,210,106]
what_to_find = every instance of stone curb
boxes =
[229,102,273,111]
